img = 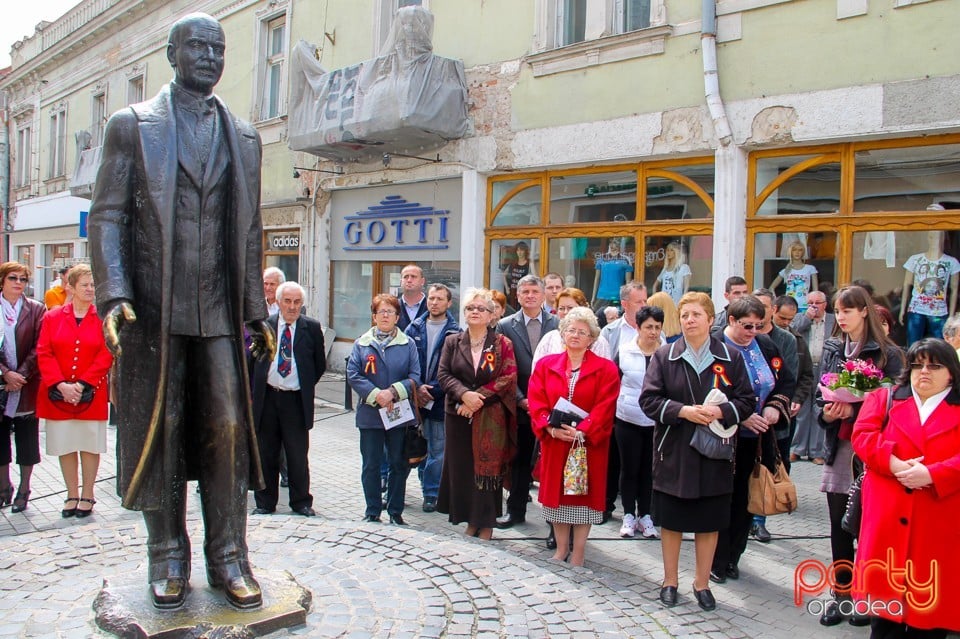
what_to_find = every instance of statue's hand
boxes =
[103,302,137,358]
[247,320,277,363]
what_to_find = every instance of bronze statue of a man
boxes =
[89,13,274,610]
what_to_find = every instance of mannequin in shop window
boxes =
[502,241,533,310]
[769,240,818,313]
[653,241,691,305]
[899,219,960,345]
[591,238,634,310]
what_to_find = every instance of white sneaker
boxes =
[619,513,637,538]
[638,514,660,539]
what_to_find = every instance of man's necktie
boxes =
[526,317,541,350]
[278,325,292,377]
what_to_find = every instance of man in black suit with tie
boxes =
[495,274,558,529]
[251,282,326,517]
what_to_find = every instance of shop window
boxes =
[853,144,960,213]
[546,236,636,309]
[549,170,637,225]
[752,232,837,312]
[754,154,841,216]
[491,179,541,227]
[852,229,960,345]
[331,261,375,341]
[643,235,714,300]
[645,165,714,221]
[491,239,542,312]
[264,229,301,283]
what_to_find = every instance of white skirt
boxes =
[43,419,108,456]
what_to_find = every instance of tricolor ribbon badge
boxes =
[482,352,496,373]
[771,357,783,372]
[713,363,731,388]
[364,354,377,375]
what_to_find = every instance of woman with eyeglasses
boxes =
[36,264,113,518]
[532,287,610,368]
[436,288,517,540]
[527,307,619,566]
[0,262,46,513]
[347,293,421,525]
[851,338,960,638]
[710,296,795,589]
[815,285,904,626]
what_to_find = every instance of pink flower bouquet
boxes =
[818,359,891,404]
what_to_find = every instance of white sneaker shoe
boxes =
[619,513,637,538]
[638,514,659,539]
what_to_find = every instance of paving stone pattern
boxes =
[0,374,890,638]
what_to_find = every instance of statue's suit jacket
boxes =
[89,84,267,510]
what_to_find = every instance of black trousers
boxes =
[615,419,653,517]
[254,387,312,511]
[826,491,855,588]
[606,427,621,513]
[506,412,535,518]
[0,415,40,466]
[143,336,251,583]
[713,434,776,571]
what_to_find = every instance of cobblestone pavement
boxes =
[0,374,893,638]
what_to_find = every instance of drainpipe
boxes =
[702,0,733,146]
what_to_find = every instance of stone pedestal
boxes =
[93,570,311,639]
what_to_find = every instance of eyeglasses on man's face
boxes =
[910,362,946,371]
[374,309,397,317]
[736,320,764,331]
[5,275,28,283]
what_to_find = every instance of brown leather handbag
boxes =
[747,431,798,516]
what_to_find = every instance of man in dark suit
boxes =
[251,282,326,518]
[89,13,274,610]
[495,274,558,528]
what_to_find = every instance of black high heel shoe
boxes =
[75,497,96,518]
[11,490,30,513]
[0,484,12,507]
[62,497,80,518]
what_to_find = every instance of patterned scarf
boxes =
[471,334,518,491]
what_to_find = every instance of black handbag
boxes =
[841,386,893,536]
[402,378,427,468]
[689,425,736,461]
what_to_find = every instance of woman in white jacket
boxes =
[615,305,665,538]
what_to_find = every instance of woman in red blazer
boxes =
[852,338,960,638]
[528,306,619,566]
[37,264,113,518]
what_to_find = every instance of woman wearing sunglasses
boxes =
[710,296,795,587]
[436,288,517,540]
[852,338,960,638]
[0,262,45,513]
[817,285,904,626]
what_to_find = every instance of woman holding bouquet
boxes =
[817,285,904,626]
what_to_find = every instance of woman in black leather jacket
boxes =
[815,286,903,626]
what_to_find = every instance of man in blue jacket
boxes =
[405,284,461,511]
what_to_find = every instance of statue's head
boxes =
[167,13,225,94]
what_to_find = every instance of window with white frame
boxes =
[127,75,144,105]
[92,93,106,146]
[618,0,651,32]
[258,15,287,121]
[558,0,587,46]
[16,124,32,188]
[47,108,67,179]
[374,0,426,54]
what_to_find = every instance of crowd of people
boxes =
[3,256,957,637]
[342,264,958,637]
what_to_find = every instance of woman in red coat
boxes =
[528,306,619,566]
[37,264,113,518]
[852,338,960,638]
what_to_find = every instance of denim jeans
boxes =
[360,428,409,517]
[420,418,446,500]
[905,311,945,346]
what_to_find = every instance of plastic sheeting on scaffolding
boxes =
[287,6,469,163]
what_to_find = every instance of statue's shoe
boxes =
[208,564,262,609]
[149,577,188,609]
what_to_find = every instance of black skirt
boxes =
[651,490,731,533]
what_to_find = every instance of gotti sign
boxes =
[343,195,450,251]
